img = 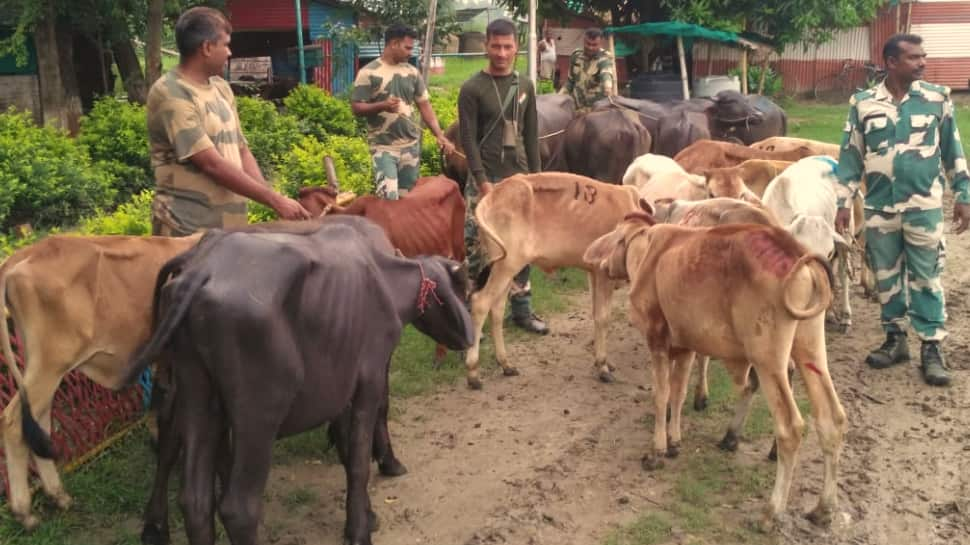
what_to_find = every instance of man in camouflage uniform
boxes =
[351,23,454,200]
[559,27,615,110]
[836,34,970,386]
[147,7,308,237]
[458,18,548,335]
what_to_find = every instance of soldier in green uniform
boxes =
[836,34,970,386]
[351,23,454,200]
[559,27,615,110]
[458,18,548,335]
[147,7,309,237]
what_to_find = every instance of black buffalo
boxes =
[124,216,474,545]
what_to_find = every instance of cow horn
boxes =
[324,156,339,191]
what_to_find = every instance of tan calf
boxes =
[584,212,847,526]
[751,136,840,159]
[465,173,640,389]
[0,234,201,529]
[674,139,815,174]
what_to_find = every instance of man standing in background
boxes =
[352,23,455,200]
[560,27,615,110]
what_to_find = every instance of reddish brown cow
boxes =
[298,175,466,262]
[674,139,815,174]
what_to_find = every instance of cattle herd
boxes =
[1,93,868,545]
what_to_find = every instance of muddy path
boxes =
[188,202,969,545]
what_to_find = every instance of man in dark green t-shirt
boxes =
[458,18,547,335]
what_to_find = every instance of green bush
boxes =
[536,79,556,95]
[250,134,374,223]
[77,189,153,236]
[236,96,303,174]
[0,108,116,232]
[728,65,783,97]
[429,88,459,131]
[77,97,152,204]
[420,128,443,177]
[283,84,358,140]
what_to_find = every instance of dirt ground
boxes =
[247,203,969,545]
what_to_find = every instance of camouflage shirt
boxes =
[836,80,970,211]
[561,48,615,109]
[351,58,430,149]
[147,70,249,234]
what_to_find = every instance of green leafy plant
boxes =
[283,84,358,140]
[77,189,154,236]
[77,97,152,205]
[728,65,783,97]
[0,108,115,232]
[236,96,303,174]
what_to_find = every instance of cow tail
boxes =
[122,267,211,387]
[473,191,508,267]
[0,261,56,459]
[782,254,834,320]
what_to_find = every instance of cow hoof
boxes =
[718,430,739,452]
[805,505,833,527]
[379,458,408,477]
[767,441,778,462]
[502,366,520,377]
[838,323,850,334]
[467,377,483,390]
[16,513,40,531]
[666,443,680,458]
[598,370,615,383]
[640,453,665,471]
[52,491,73,510]
[141,523,171,545]
[693,396,708,412]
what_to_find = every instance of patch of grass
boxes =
[603,513,673,545]
[428,56,486,92]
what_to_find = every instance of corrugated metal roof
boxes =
[357,41,422,59]
[225,0,310,31]
[912,1,970,23]
[912,22,970,57]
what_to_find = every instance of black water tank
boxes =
[630,72,683,102]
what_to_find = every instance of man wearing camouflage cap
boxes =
[148,6,309,236]
[836,33,970,386]
[559,27,615,110]
[352,23,455,200]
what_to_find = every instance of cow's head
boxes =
[584,199,656,280]
[703,167,762,204]
[787,214,848,260]
[712,90,763,125]
[297,186,339,217]
[411,256,475,351]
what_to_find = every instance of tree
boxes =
[146,0,166,86]
[348,0,461,47]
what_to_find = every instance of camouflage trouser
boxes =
[865,208,947,341]
[151,187,247,237]
[464,177,533,319]
[372,143,421,201]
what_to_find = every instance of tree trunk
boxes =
[33,1,83,134]
[114,37,148,104]
[145,0,165,86]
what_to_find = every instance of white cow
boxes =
[762,156,853,330]
[622,153,691,189]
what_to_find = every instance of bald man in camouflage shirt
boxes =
[148,7,307,237]
[836,34,970,387]
[560,27,615,110]
[352,23,454,200]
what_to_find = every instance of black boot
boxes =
[920,341,951,387]
[865,332,910,369]
[511,313,549,335]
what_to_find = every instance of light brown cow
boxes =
[584,211,846,526]
[705,159,794,199]
[751,136,840,159]
[673,139,815,174]
[0,233,202,529]
[465,173,640,389]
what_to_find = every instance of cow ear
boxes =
[638,197,654,216]
[584,230,621,269]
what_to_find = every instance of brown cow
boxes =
[584,210,846,527]
[673,139,815,174]
[0,233,202,529]
[465,173,640,389]
[751,136,840,159]
[298,175,466,263]
[704,159,794,199]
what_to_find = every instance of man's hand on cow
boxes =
[273,196,312,221]
[954,202,970,234]
[384,96,402,113]
[437,135,456,156]
[835,207,852,234]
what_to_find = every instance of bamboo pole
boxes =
[757,53,769,95]
[607,10,618,95]
[740,48,749,94]
[676,35,690,100]
[896,3,901,33]
[906,2,913,33]
[706,41,713,76]
[527,0,537,86]
[421,0,438,83]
